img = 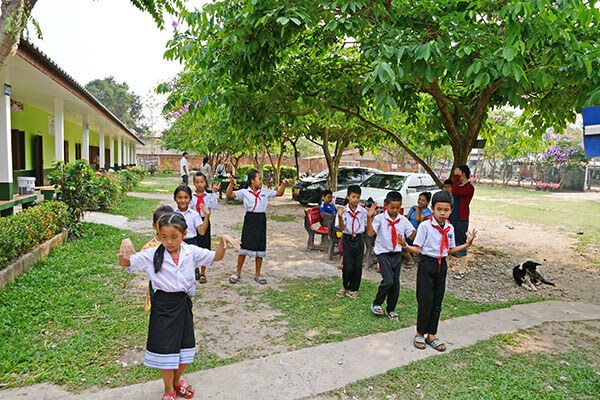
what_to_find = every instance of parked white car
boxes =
[332,172,440,215]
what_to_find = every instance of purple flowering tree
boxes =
[538,137,587,189]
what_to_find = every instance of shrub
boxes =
[236,164,297,182]
[0,201,68,270]
[159,160,176,172]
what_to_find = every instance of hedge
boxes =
[236,164,297,181]
[0,201,69,270]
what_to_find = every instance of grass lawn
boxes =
[107,196,161,220]
[131,177,181,193]
[0,224,238,390]
[262,277,544,348]
[472,186,600,265]
[330,320,600,399]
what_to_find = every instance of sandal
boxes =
[162,393,177,400]
[337,264,343,270]
[414,335,426,350]
[254,276,267,285]
[198,274,207,284]
[174,380,194,398]
[229,274,240,284]
[387,311,399,320]
[346,291,359,299]
[371,304,384,315]
[335,288,347,297]
[426,337,446,352]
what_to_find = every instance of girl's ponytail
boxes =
[153,244,166,273]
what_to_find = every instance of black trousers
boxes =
[373,252,402,313]
[342,233,364,291]
[416,255,447,335]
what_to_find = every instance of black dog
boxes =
[513,261,555,291]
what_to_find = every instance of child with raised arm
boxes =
[335,185,368,299]
[399,191,477,352]
[189,172,220,284]
[366,191,415,320]
[226,170,292,285]
[119,213,239,400]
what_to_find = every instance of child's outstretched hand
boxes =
[222,234,240,250]
[200,204,210,216]
[397,234,408,249]
[228,175,236,184]
[119,238,136,260]
[367,202,378,218]
[212,181,220,193]
[466,229,478,245]
[337,206,345,217]
[282,179,293,185]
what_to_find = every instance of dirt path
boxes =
[110,191,600,367]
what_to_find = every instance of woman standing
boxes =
[199,156,213,189]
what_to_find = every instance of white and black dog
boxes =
[513,261,555,291]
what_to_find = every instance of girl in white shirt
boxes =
[119,212,238,400]
[225,169,292,285]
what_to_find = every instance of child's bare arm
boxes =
[399,235,421,255]
[366,203,377,237]
[336,207,346,232]
[448,229,477,255]
[118,238,136,267]
[276,179,293,197]
[197,206,211,235]
[225,175,236,198]
[214,234,241,261]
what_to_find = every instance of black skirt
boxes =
[144,290,195,369]
[196,221,211,249]
[241,212,267,252]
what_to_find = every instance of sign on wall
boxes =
[582,106,600,158]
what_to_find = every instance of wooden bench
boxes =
[37,185,59,201]
[0,194,37,217]
[304,207,331,250]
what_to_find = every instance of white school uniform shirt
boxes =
[189,192,217,218]
[371,210,415,255]
[127,244,215,293]
[234,187,277,212]
[174,207,203,239]
[335,205,368,236]
[180,157,188,176]
[413,217,456,258]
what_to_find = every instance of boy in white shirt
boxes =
[366,191,415,320]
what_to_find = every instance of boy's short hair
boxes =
[458,165,471,179]
[432,191,453,208]
[385,191,402,203]
[322,189,332,197]
[443,179,453,186]
[183,152,188,156]
[419,191,432,203]
[347,185,361,196]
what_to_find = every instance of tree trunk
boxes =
[290,137,300,180]
[0,1,38,70]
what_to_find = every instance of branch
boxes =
[330,104,443,187]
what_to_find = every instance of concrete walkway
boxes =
[3,301,600,400]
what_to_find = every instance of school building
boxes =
[0,40,143,201]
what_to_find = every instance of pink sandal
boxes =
[175,380,195,398]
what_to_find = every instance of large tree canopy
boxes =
[163,0,600,185]
[85,76,149,136]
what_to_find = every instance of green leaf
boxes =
[502,47,515,62]
[276,17,289,25]
[290,17,301,25]
[382,62,395,81]
[582,58,592,75]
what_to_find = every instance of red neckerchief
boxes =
[249,189,261,212]
[386,212,401,250]
[347,206,359,238]
[430,216,451,270]
[194,193,206,215]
